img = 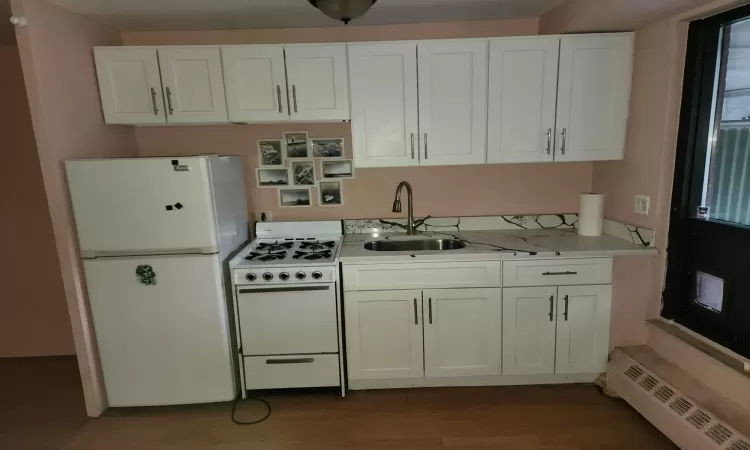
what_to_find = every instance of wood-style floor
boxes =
[1,357,677,450]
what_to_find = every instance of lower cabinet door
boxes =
[502,287,557,375]
[423,288,502,377]
[344,290,424,380]
[555,285,613,374]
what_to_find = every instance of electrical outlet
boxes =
[744,361,750,373]
[635,195,650,215]
[255,211,272,222]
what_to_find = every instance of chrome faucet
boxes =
[392,181,431,235]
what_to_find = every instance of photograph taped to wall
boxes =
[258,140,284,166]
[321,160,354,179]
[312,138,344,158]
[256,168,290,188]
[278,187,312,207]
[319,181,343,207]
[284,131,309,158]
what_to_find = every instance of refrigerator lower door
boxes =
[66,157,219,256]
[84,254,235,406]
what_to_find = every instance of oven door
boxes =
[236,284,339,356]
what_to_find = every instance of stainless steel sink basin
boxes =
[364,239,467,252]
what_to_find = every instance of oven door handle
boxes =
[238,286,330,294]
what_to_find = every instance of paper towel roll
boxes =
[578,193,604,237]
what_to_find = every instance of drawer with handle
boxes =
[502,258,612,287]
[243,354,340,390]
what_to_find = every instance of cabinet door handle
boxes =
[414,298,419,325]
[563,295,570,321]
[276,85,283,113]
[546,128,552,155]
[549,295,554,322]
[150,88,159,115]
[165,86,174,115]
[428,298,433,324]
[292,85,298,113]
[265,358,314,365]
[561,128,567,155]
[411,133,415,159]
[424,133,428,159]
[542,271,578,276]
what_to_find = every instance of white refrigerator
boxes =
[66,156,248,407]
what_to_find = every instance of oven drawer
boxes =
[237,284,339,355]
[502,258,612,287]
[243,354,340,390]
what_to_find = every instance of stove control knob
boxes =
[245,273,257,282]
[295,271,306,280]
[279,272,290,281]
[262,272,274,281]
[312,271,323,280]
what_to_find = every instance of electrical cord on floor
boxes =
[231,393,272,425]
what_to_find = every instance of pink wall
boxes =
[130,18,595,221]
[11,0,138,416]
[0,44,73,357]
[136,125,593,221]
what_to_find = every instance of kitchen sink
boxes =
[364,239,467,252]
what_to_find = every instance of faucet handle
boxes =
[413,215,432,229]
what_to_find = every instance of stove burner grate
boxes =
[256,241,294,252]
[293,250,332,260]
[245,251,287,262]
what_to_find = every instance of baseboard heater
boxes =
[608,350,750,450]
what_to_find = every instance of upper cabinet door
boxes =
[348,42,419,168]
[221,45,288,123]
[94,47,166,125]
[344,290,424,381]
[285,44,350,121]
[158,47,228,124]
[555,285,613,374]
[555,34,634,162]
[487,38,560,164]
[502,287,557,376]
[418,39,488,166]
[423,288,502,378]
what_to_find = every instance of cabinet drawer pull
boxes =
[561,128,567,155]
[563,295,570,321]
[411,133,415,159]
[542,271,578,276]
[277,85,283,113]
[428,298,433,324]
[549,295,554,322]
[265,358,314,365]
[150,88,159,115]
[424,133,428,159]
[414,298,418,325]
[546,128,552,155]
[292,85,298,113]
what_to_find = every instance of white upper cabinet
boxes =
[94,47,166,125]
[348,42,420,168]
[157,47,228,124]
[221,45,288,122]
[285,44,350,121]
[555,34,634,162]
[422,288,502,378]
[344,290,424,380]
[555,285,612,374]
[487,38,560,164]
[502,287,557,376]
[417,40,488,166]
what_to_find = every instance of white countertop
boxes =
[340,229,658,263]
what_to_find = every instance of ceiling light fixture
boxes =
[307,0,378,25]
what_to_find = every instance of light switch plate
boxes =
[635,195,650,215]
[255,211,272,222]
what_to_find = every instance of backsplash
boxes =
[135,124,594,221]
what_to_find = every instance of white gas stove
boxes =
[229,221,344,397]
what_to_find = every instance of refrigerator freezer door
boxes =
[67,157,218,256]
[84,254,235,406]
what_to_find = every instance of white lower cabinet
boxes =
[423,289,502,378]
[502,287,557,376]
[554,285,612,374]
[344,290,424,380]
